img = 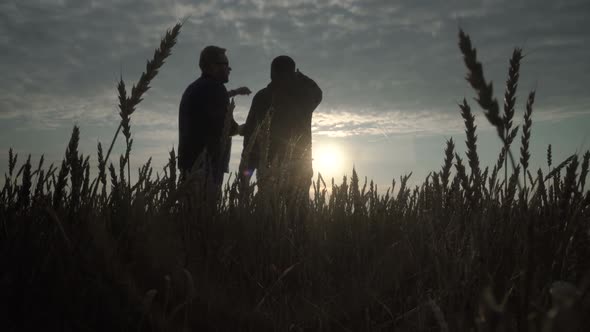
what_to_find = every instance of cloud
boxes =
[0,0,589,135]
[312,101,590,138]
[0,88,117,127]
[313,109,462,137]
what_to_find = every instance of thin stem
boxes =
[505,149,508,195]
[126,136,131,192]
[91,122,122,198]
[105,123,122,170]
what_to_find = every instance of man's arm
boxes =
[242,90,270,142]
[240,90,269,172]
[228,86,252,98]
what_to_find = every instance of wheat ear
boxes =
[459,29,522,192]
[544,155,576,181]
[458,29,504,140]
[520,91,535,190]
[440,138,454,190]
[93,22,182,198]
[578,151,589,192]
[503,49,522,137]
[459,99,480,189]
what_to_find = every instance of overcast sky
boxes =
[1,0,589,189]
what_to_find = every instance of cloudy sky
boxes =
[1,0,589,190]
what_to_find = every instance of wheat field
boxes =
[1,23,589,331]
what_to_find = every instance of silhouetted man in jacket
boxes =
[178,45,250,194]
[240,55,322,197]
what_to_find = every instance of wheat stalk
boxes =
[536,169,548,206]
[578,150,589,192]
[94,22,182,198]
[458,29,504,140]
[33,169,45,203]
[503,48,522,136]
[16,155,32,209]
[52,159,69,209]
[44,164,56,198]
[544,155,576,182]
[560,155,579,208]
[526,170,535,192]
[520,91,535,190]
[459,99,480,190]
[81,156,90,203]
[547,144,553,170]
[454,153,470,203]
[167,148,177,195]
[480,166,490,199]
[118,154,127,198]
[505,165,520,207]
[96,142,108,201]
[488,165,499,200]
[459,29,524,193]
[489,146,507,196]
[66,126,82,213]
[31,155,44,179]
[109,163,118,200]
[440,138,455,190]
[8,148,17,177]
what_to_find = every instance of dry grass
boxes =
[1,27,589,332]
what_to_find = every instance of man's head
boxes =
[199,45,231,83]
[270,55,296,84]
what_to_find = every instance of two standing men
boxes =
[178,46,322,197]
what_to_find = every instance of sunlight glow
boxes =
[313,144,346,179]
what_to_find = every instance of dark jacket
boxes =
[178,74,238,173]
[241,71,322,171]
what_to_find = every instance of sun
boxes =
[313,144,346,179]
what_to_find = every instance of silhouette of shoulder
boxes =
[184,76,226,99]
[250,86,272,115]
[180,76,228,119]
[295,72,322,107]
[253,86,271,102]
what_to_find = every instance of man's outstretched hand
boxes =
[229,86,252,97]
